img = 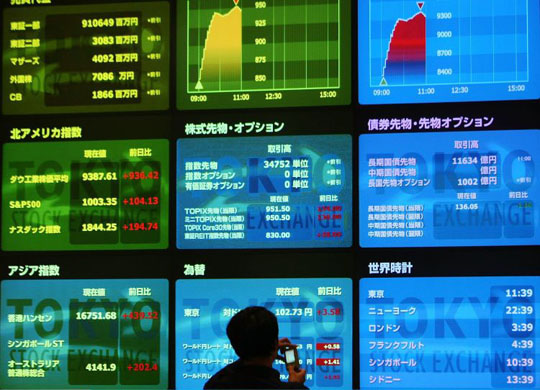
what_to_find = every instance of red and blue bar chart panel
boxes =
[359,0,540,104]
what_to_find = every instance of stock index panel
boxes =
[177,135,352,249]
[177,0,351,110]
[2,1,170,115]
[2,140,169,251]
[0,279,169,389]
[358,0,540,104]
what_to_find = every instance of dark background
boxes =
[0,0,538,389]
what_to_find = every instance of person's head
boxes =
[226,306,279,362]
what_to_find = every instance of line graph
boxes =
[359,0,540,104]
[195,5,243,91]
[381,2,426,86]
[178,0,351,109]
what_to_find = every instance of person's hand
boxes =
[278,337,296,354]
[287,364,306,384]
[276,338,297,362]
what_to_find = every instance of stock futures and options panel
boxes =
[177,0,351,110]
[2,140,169,251]
[2,1,170,115]
[360,277,539,388]
[358,0,540,104]
[177,135,352,249]
[0,279,169,389]
[359,130,539,247]
[176,278,352,389]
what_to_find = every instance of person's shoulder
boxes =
[204,361,308,390]
[203,361,241,389]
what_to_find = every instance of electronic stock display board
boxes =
[359,130,540,248]
[176,278,352,390]
[177,0,351,110]
[358,0,540,104]
[2,1,170,114]
[177,135,352,249]
[0,279,169,389]
[2,139,169,251]
[360,277,539,389]
[1,0,539,388]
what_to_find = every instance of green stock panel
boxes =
[1,139,169,251]
[0,279,169,388]
[177,0,351,110]
[2,2,170,115]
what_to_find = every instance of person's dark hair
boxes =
[226,306,278,360]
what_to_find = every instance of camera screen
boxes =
[285,349,296,364]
